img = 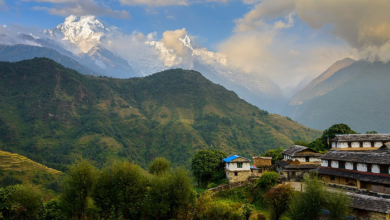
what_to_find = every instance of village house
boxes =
[222,155,251,183]
[330,134,390,151]
[276,145,322,180]
[315,139,390,219]
[251,156,272,176]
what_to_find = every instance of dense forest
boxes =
[0,58,321,171]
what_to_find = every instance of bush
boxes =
[263,185,294,220]
[207,183,218,189]
[1,175,22,187]
[148,157,170,175]
[326,190,351,220]
[257,171,279,190]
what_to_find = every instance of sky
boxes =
[0,0,389,88]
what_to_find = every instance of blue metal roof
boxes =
[223,155,251,162]
[223,155,239,162]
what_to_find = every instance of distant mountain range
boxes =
[283,58,390,133]
[0,15,287,113]
[0,58,321,170]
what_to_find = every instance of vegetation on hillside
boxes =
[0,58,321,171]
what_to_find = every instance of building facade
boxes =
[330,134,390,151]
[276,145,322,180]
[222,155,251,183]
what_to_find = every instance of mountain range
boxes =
[283,58,390,133]
[0,15,287,113]
[0,58,321,170]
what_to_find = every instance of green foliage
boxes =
[257,171,279,190]
[242,203,255,220]
[263,185,294,220]
[91,166,116,219]
[0,58,321,172]
[44,199,66,220]
[207,182,218,189]
[148,157,170,175]
[366,130,378,134]
[194,191,242,220]
[308,123,358,151]
[262,148,284,164]
[191,149,227,186]
[293,139,309,147]
[288,174,327,220]
[326,190,351,220]
[1,175,22,187]
[60,159,97,219]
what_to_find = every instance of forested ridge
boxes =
[0,58,321,171]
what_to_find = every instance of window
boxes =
[346,178,349,183]
[380,165,389,174]
[305,157,309,162]
[330,175,335,181]
[367,164,372,173]
[234,172,238,176]
[328,160,331,167]
[237,163,243,168]
[353,163,357,171]
[339,161,345,169]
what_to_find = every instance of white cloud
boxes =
[26,0,130,19]
[119,0,229,7]
[161,28,189,55]
[0,0,8,11]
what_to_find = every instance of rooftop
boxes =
[282,145,320,157]
[316,167,390,185]
[347,192,390,214]
[222,155,251,163]
[320,150,390,164]
[331,134,390,142]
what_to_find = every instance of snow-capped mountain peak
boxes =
[180,35,194,51]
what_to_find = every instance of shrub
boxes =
[207,182,218,189]
[148,157,170,175]
[1,175,22,187]
[257,171,279,190]
[263,184,294,220]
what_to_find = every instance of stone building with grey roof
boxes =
[276,145,323,180]
[330,134,390,151]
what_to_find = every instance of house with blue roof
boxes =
[222,155,251,183]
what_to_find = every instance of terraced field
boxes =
[0,150,62,187]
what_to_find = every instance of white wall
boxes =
[346,162,353,170]
[321,160,328,167]
[363,142,372,148]
[351,142,360,148]
[332,142,336,148]
[357,163,367,172]
[372,164,380,173]
[375,142,383,147]
[331,161,339,168]
[337,142,348,148]
[226,162,250,171]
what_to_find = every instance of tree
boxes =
[191,149,227,186]
[262,148,284,164]
[92,166,116,219]
[263,185,294,220]
[366,131,378,134]
[288,174,327,220]
[112,162,148,219]
[326,190,351,220]
[257,171,279,190]
[293,140,309,147]
[309,124,358,152]
[242,203,254,220]
[44,199,66,220]
[10,184,44,219]
[60,159,97,219]
[148,157,170,175]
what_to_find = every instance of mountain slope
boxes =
[287,60,390,133]
[0,44,99,76]
[0,58,321,170]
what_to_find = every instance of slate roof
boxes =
[222,155,251,163]
[282,145,309,157]
[275,160,290,167]
[316,167,390,185]
[320,150,390,164]
[276,160,320,169]
[331,134,390,142]
[347,192,390,214]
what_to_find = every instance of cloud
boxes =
[234,0,390,62]
[119,0,229,7]
[0,0,8,11]
[161,28,188,55]
[27,0,130,18]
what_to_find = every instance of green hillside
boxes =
[0,58,321,170]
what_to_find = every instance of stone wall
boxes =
[253,157,272,167]
[226,170,251,183]
[207,177,258,195]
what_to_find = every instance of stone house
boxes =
[276,145,322,180]
[251,156,272,176]
[222,155,251,183]
[315,143,390,219]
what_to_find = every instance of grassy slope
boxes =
[0,58,321,170]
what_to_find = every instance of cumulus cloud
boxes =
[26,0,130,18]
[161,28,189,55]
[119,0,229,7]
[235,0,390,62]
[0,0,8,11]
